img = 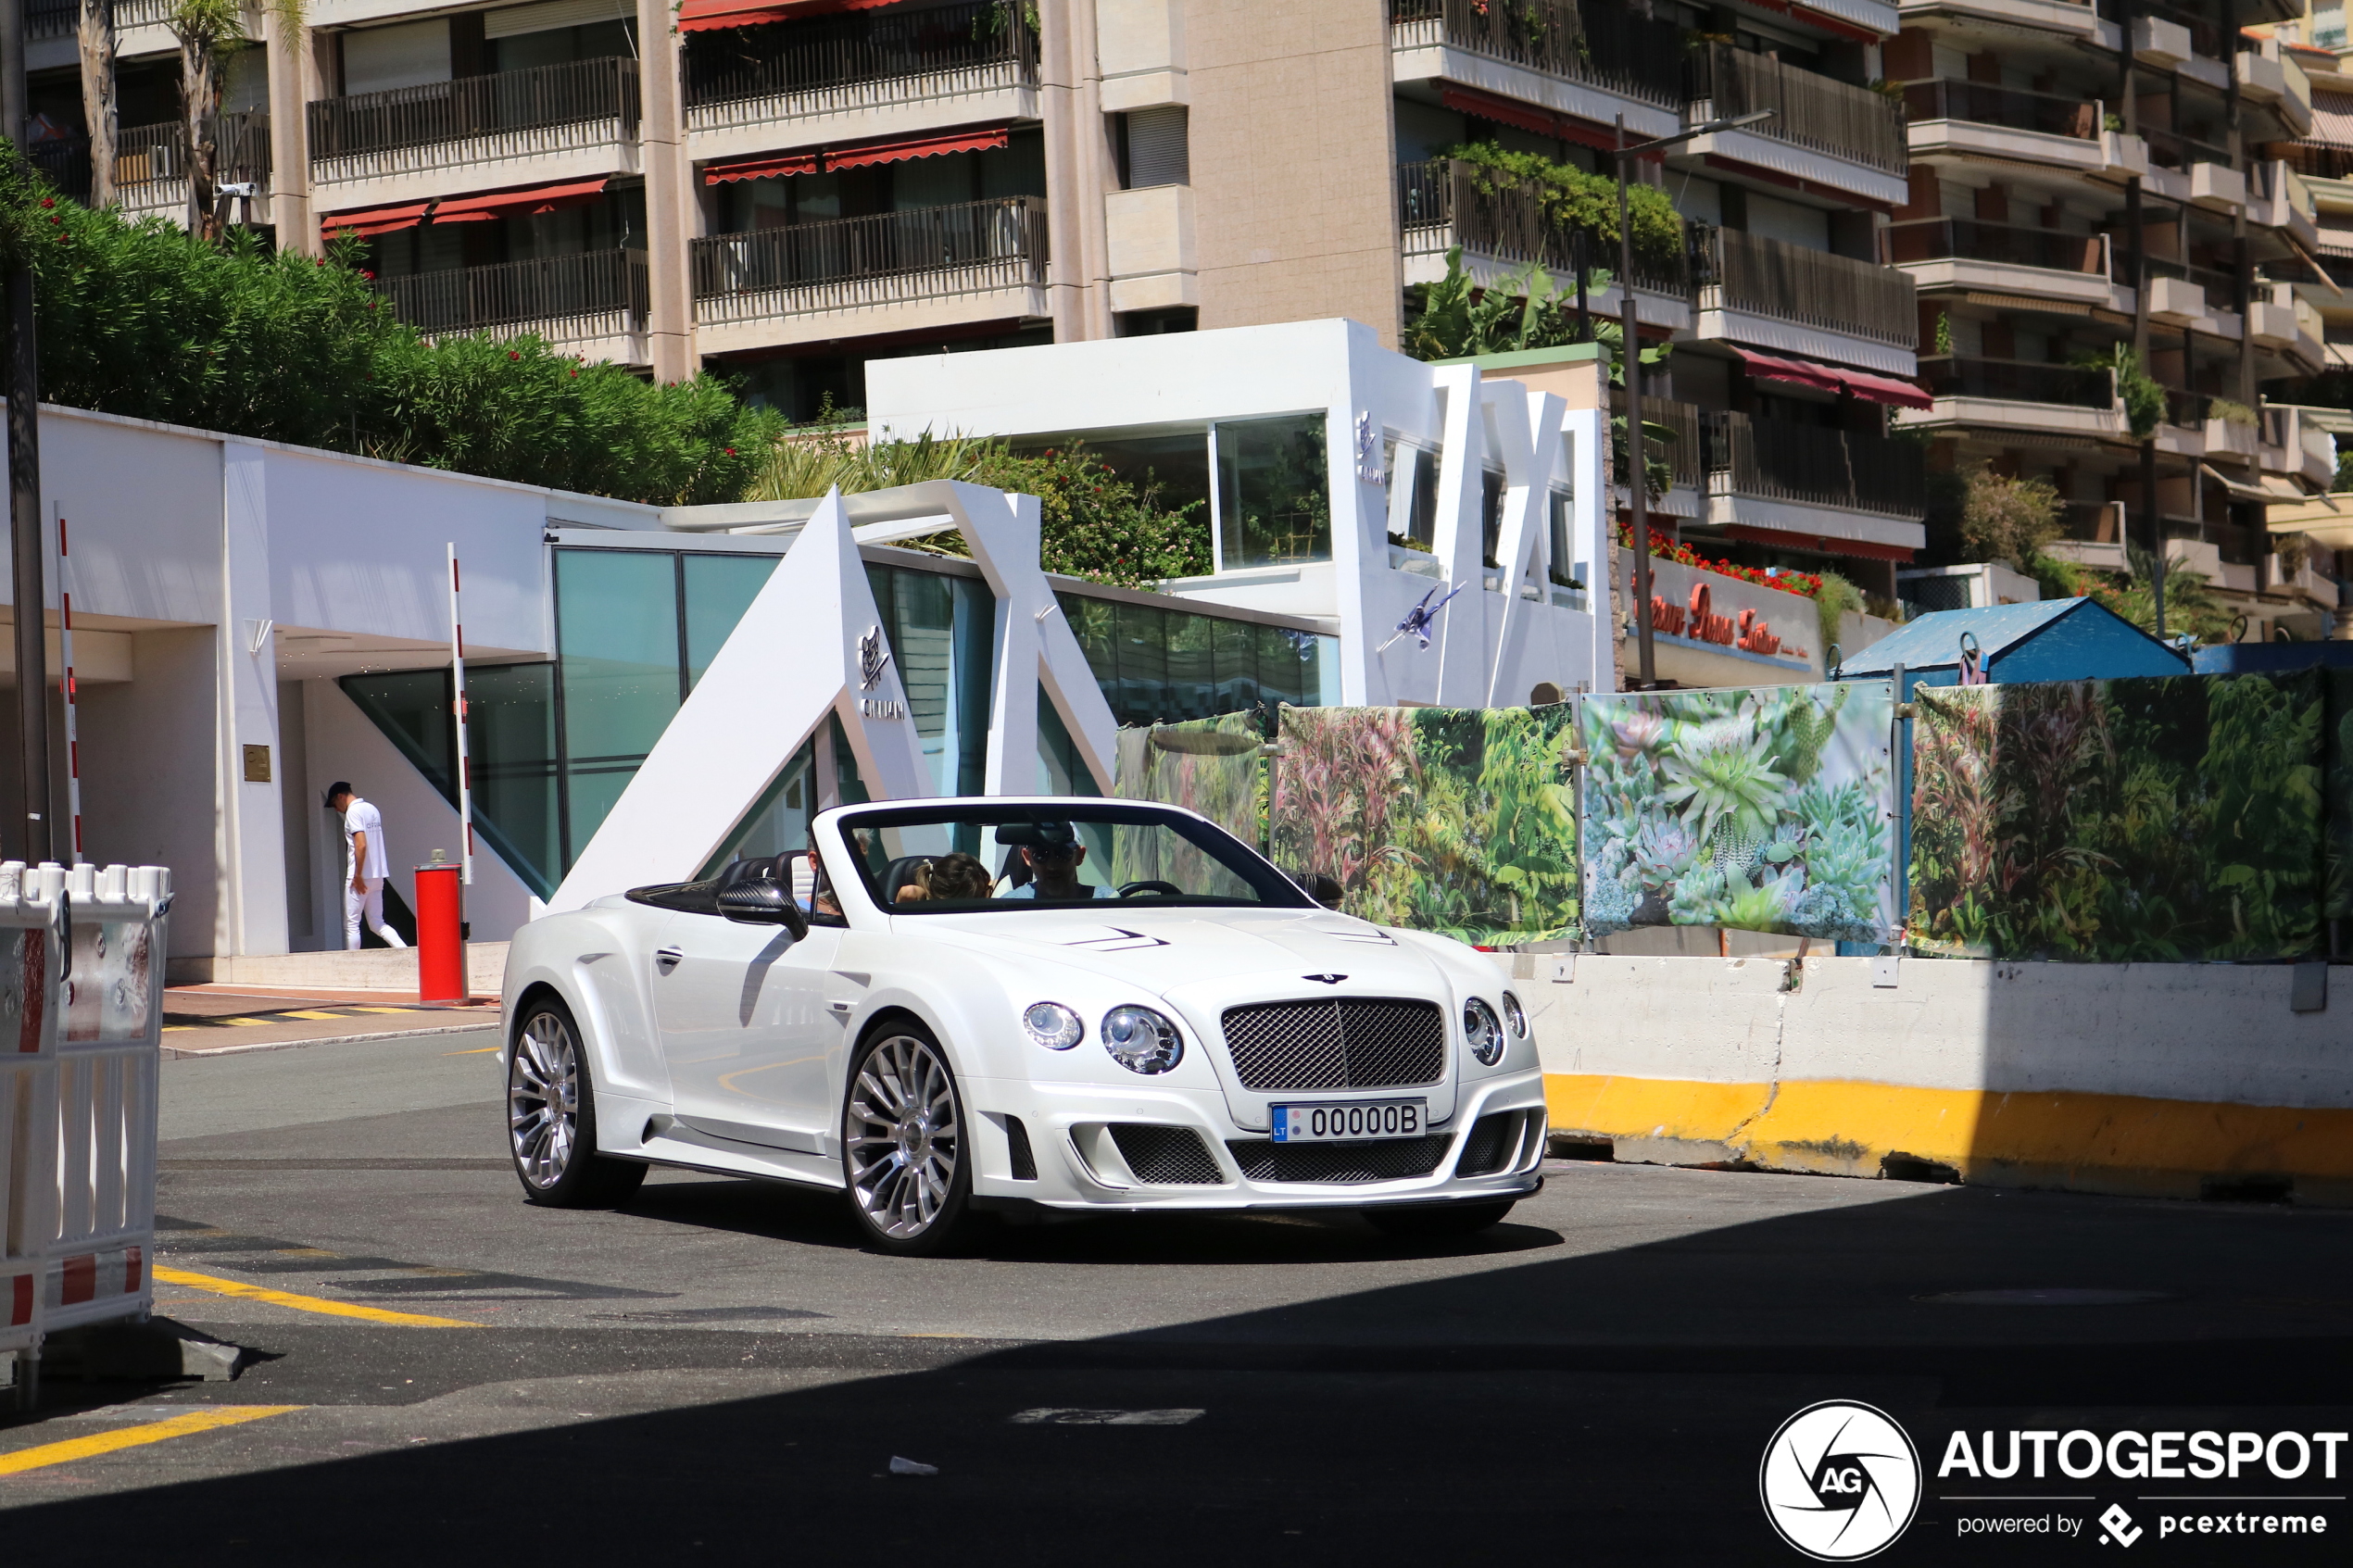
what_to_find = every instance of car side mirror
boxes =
[1303,872,1343,910]
[718,878,809,939]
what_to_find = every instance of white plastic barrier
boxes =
[0,861,169,1376]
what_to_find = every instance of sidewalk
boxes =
[162,987,498,1058]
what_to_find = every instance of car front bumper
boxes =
[962,1070,1548,1212]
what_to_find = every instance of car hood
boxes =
[890,906,1451,997]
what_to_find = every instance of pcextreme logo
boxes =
[1761,1400,1924,1561]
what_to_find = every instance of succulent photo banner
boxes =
[1268,705,1580,947]
[1112,711,1265,888]
[1907,672,2326,962]
[1579,684,1899,942]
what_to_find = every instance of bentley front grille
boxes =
[1219,998,1446,1091]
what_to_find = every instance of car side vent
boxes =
[1454,1111,1520,1176]
[1109,1124,1224,1185]
[1005,1115,1038,1181]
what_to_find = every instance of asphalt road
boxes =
[1,1029,2348,1566]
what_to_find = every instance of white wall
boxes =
[77,630,220,958]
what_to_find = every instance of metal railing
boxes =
[686,0,1037,126]
[1610,390,1705,490]
[691,194,1047,321]
[308,56,638,169]
[1915,355,2116,408]
[1687,44,1907,174]
[26,0,174,36]
[1705,411,1926,519]
[1881,217,2108,275]
[1692,225,1915,345]
[2144,255,2239,310]
[30,116,271,215]
[2141,124,2232,171]
[2162,387,2212,427]
[1899,79,2103,141]
[1398,158,1689,296]
[2057,500,2125,543]
[380,249,648,345]
[1387,0,1684,108]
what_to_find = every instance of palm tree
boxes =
[168,0,302,239]
[76,0,117,208]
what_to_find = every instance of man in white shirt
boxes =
[327,783,407,950]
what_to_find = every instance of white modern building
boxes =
[1,318,1611,965]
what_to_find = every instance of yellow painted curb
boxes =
[154,1266,483,1328]
[0,1405,301,1477]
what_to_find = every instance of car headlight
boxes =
[1101,1005,1183,1074]
[1501,990,1528,1039]
[1023,1001,1083,1051]
[1465,997,1505,1066]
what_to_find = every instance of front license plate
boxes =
[1271,1099,1427,1144]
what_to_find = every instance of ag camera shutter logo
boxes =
[1760,1400,1922,1561]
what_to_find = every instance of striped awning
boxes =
[678,0,900,31]
[429,177,610,223]
[321,201,434,239]
[703,126,1008,184]
[1733,348,1931,410]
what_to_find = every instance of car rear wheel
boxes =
[842,1022,977,1256]
[1365,1199,1516,1239]
[510,998,647,1208]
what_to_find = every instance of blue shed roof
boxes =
[1839,597,2188,683]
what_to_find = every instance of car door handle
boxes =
[654,947,684,970]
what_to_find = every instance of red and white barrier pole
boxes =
[55,510,81,865]
[448,544,472,889]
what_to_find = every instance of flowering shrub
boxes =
[1617,521,1820,597]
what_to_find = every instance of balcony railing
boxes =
[1916,355,2117,409]
[379,249,648,345]
[2057,500,2125,543]
[2162,387,2212,427]
[2145,255,2239,312]
[1387,0,1684,108]
[28,116,271,216]
[1900,79,2103,142]
[1692,225,1915,346]
[26,0,173,37]
[691,194,1047,322]
[1610,390,1705,491]
[308,56,639,173]
[1399,158,1689,297]
[1705,411,1926,520]
[2141,124,2231,171]
[1881,217,2108,276]
[1687,44,1907,174]
[686,0,1037,129]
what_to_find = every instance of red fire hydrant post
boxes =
[414,860,467,1004]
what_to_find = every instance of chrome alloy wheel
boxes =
[846,1033,962,1240]
[510,1010,580,1190]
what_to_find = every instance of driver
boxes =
[1002,826,1106,901]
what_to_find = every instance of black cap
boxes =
[324,781,353,808]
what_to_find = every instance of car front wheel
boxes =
[842,1022,977,1256]
[509,998,648,1208]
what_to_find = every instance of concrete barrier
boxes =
[1516,953,2350,1204]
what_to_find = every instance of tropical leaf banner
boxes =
[2328,670,2353,926]
[1268,705,1580,947]
[1579,684,1899,942]
[1112,711,1265,887]
[1907,672,2326,961]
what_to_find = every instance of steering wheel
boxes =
[1118,880,1184,898]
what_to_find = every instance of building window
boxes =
[1059,592,1340,726]
[1214,413,1331,570]
[1117,106,1189,189]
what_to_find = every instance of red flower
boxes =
[359,269,374,281]
[724,447,736,456]
[39,198,54,208]
[509,350,521,360]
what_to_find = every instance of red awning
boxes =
[1726,525,1916,564]
[321,201,433,239]
[704,150,820,184]
[430,177,610,224]
[1438,85,1665,161]
[1838,367,1934,411]
[679,0,899,31]
[703,127,1008,184]
[1734,347,1931,409]
[825,126,1009,169]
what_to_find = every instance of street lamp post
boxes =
[1612,108,1772,690]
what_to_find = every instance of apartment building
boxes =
[1883,0,2351,638]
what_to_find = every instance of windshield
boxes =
[831,803,1313,913]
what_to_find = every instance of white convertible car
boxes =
[501,798,1547,1254]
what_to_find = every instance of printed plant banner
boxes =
[1580,684,1898,942]
[2329,670,2353,926]
[1908,673,2325,961]
[1113,711,1264,888]
[1269,705,1579,947]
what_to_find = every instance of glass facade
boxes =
[1214,413,1331,569]
[343,546,1339,894]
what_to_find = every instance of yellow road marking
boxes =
[163,1025,194,1032]
[283,1010,346,1021]
[0,1405,302,1477]
[154,1267,483,1328]
[445,1046,500,1055]
[350,1006,416,1015]
[219,1017,269,1027]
